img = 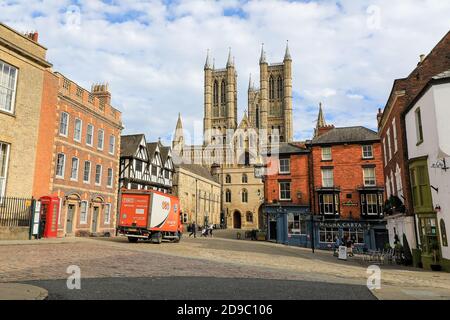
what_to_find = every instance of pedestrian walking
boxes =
[189,222,197,238]
[334,236,341,257]
[208,224,214,237]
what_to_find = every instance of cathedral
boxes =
[172,43,294,230]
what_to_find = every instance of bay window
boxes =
[319,193,340,216]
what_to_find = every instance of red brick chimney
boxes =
[317,125,335,137]
[25,31,39,42]
[377,108,383,128]
[91,83,111,108]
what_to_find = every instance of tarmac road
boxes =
[26,276,376,300]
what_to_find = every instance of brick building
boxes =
[378,31,450,251]
[309,107,387,250]
[262,142,311,246]
[50,76,123,237]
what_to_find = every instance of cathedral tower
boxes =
[249,42,293,143]
[203,49,238,145]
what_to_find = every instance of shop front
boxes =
[264,204,311,247]
[314,220,388,251]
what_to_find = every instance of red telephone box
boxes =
[39,196,60,238]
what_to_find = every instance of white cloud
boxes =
[1,0,449,144]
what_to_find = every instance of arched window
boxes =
[269,76,275,100]
[242,174,248,183]
[213,81,219,106]
[255,105,260,128]
[225,174,231,184]
[242,189,248,203]
[225,189,232,203]
[441,219,448,247]
[277,76,283,99]
[246,212,253,223]
[221,80,226,105]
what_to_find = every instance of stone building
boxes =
[0,24,52,199]
[378,30,450,251]
[49,76,123,237]
[172,44,293,230]
[173,164,221,227]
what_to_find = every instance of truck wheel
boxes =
[152,232,162,244]
[174,232,182,243]
[128,237,138,243]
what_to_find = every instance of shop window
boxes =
[441,219,448,247]
[343,228,364,244]
[319,227,339,243]
[419,217,439,254]
[288,213,307,235]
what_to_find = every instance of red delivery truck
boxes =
[117,189,183,244]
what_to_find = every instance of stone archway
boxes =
[233,211,242,229]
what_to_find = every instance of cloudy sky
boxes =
[1,0,449,144]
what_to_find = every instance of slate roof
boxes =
[120,134,145,157]
[160,146,170,163]
[146,142,158,157]
[176,164,219,183]
[267,142,310,155]
[311,126,380,145]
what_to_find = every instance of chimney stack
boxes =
[91,83,111,107]
[377,108,383,128]
[420,54,426,63]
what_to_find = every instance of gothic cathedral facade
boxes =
[173,43,294,230]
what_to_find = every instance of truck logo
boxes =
[162,201,170,211]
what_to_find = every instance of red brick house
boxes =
[308,109,387,250]
[378,31,450,252]
[262,142,311,246]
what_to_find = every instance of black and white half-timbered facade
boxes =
[119,134,174,193]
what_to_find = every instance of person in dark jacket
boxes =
[189,222,197,238]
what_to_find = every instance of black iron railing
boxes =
[0,196,34,227]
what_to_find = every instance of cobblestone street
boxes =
[1,234,450,299]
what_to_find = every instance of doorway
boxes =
[66,204,75,234]
[92,206,99,233]
[374,229,389,250]
[269,220,277,241]
[233,211,242,229]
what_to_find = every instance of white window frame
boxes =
[83,161,91,184]
[59,112,69,137]
[104,203,111,225]
[321,147,332,161]
[95,164,102,186]
[86,124,94,147]
[279,182,291,201]
[383,138,388,166]
[279,158,291,174]
[97,129,104,150]
[0,142,11,199]
[386,128,392,161]
[109,135,115,155]
[107,168,113,188]
[0,60,18,114]
[321,169,334,188]
[80,201,88,224]
[55,153,66,179]
[74,118,82,142]
[363,167,376,187]
[70,157,79,181]
[392,118,398,154]
[362,145,373,159]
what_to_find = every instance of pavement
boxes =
[0,283,48,300]
[1,233,450,300]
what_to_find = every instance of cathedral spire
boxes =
[173,113,184,148]
[259,43,267,64]
[248,73,252,90]
[176,112,183,130]
[204,49,212,70]
[227,47,233,67]
[317,102,326,128]
[284,40,292,61]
